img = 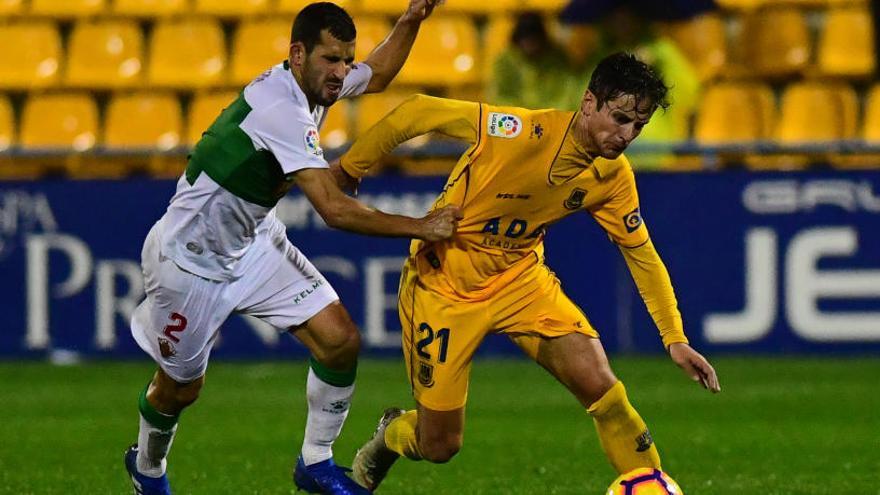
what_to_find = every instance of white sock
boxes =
[136,415,177,477]
[300,368,354,466]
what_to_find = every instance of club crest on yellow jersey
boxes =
[563,188,587,210]
[487,112,522,138]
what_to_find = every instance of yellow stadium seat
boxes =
[396,16,479,86]
[777,81,858,142]
[742,7,810,78]
[231,19,290,86]
[660,14,727,81]
[194,0,270,17]
[20,93,98,151]
[353,16,392,62]
[421,0,514,15]
[715,0,764,10]
[0,0,24,15]
[148,19,226,89]
[277,0,357,14]
[105,93,182,150]
[521,0,568,13]
[320,99,352,150]
[694,82,776,144]
[359,0,409,15]
[355,89,421,137]
[817,7,876,77]
[187,91,239,146]
[30,0,105,17]
[0,96,13,152]
[66,20,143,89]
[0,22,61,90]
[864,85,880,142]
[112,0,186,17]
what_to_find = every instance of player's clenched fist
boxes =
[420,204,462,241]
[402,0,440,22]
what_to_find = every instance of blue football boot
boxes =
[293,456,371,494]
[124,444,172,495]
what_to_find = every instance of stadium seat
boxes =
[30,0,105,17]
[231,19,290,86]
[105,92,182,150]
[65,20,143,89]
[396,16,479,87]
[20,93,98,151]
[817,7,876,78]
[520,0,568,13]
[0,96,13,152]
[148,19,226,89]
[354,89,421,137]
[353,16,392,62]
[864,85,880,142]
[277,0,356,14]
[418,0,514,14]
[694,82,776,144]
[319,99,351,150]
[186,91,239,146]
[659,13,727,81]
[194,0,270,17]
[111,0,186,17]
[715,0,764,10]
[0,0,24,16]
[359,0,411,15]
[777,81,858,142]
[741,7,810,78]
[0,22,61,90]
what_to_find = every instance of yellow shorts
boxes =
[398,258,598,411]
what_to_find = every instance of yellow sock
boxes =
[383,410,423,460]
[588,381,661,473]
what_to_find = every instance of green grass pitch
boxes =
[0,356,877,494]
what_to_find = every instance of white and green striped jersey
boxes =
[156,60,373,281]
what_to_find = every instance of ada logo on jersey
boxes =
[488,112,522,138]
[303,126,323,156]
[623,207,643,233]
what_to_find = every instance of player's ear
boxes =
[289,42,306,67]
[581,90,596,116]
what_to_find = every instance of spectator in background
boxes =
[488,12,585,111]
[565,0,708,168]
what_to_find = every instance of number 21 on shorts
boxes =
[416,322,450,363]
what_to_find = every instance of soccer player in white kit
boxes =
[122,3,458,494]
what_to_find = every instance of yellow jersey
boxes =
[341,95,687,347]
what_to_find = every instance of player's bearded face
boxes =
[586,94,655,159]
[300,31,355,107]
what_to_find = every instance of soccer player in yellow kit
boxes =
[335,53,721,490]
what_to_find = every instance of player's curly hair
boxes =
[588,52,670,113]
[291,2,356,53]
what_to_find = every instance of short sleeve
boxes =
[339,62,373,99]
[245,100,328,175]
[590,167,649,248]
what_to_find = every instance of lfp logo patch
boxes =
[623,207,643,233]
[304,126,323,156]
[488,112,522,138]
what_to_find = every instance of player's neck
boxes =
[288,63,318,112]
[571,112,599,161]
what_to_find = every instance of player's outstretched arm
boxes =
[362,0,440,93]
[340,95,480,179]
[294,166,461,241]
[669,343,721,393]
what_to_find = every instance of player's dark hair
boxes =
[588,52,670,113]
[291,2,356,53]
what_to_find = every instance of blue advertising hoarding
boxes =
[1,171,878,359]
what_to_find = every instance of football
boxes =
[606,468,682,495]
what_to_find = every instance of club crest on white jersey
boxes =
[304,126,323,156]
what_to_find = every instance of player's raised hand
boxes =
[402,0,441,23]
[420,204,462,241]
[668,342,721,393]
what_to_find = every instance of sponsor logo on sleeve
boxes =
[488,112,522,138]
[304,126,323,156]
[623,207,643,233]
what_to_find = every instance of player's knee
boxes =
[419,435,462,464]
[152,375,204,412]
[317,326,361,370]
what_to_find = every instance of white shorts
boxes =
[131,222,339,382]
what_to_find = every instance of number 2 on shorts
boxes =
[163,312,188,343]
[416,322,450,363]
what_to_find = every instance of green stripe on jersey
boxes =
[186,92,291,208]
